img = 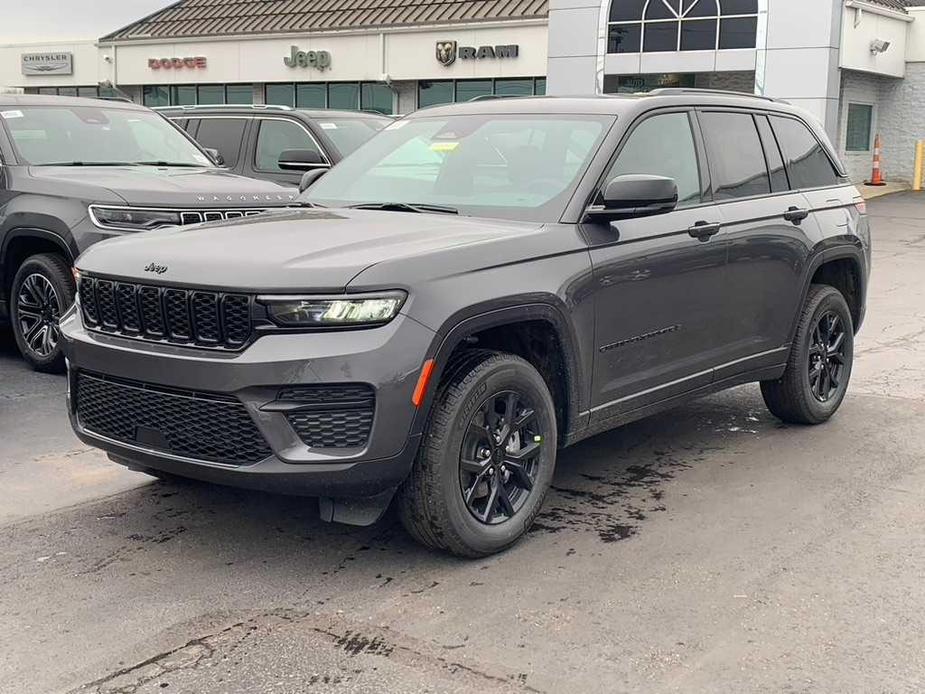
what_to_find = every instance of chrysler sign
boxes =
[22,52,73,76]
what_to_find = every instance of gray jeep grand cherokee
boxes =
[62,91,870,557]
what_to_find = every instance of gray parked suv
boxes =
[0,95,297,372]
[61,90,870,556]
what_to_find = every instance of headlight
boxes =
[262,292,406,328]
[89,205,181,231]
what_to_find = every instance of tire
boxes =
[398,350,558,558]
[761,284,854,425]
[9,253,75,374]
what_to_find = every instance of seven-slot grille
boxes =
[277,384,376,449]
[76,372,271,466]
[79,276,252,349]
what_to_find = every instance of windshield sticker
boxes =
[430,142,459,153]
[319,122,338,130]
[1,110,24,119]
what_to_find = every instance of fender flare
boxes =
[0,227,77,304]
[409,299,588,445]
[789,243,867,342]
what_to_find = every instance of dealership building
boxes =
[1,0,925,181]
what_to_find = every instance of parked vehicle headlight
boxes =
[89,205,181,231]
[263,292,406,327]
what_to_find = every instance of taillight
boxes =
[855,201,867,215]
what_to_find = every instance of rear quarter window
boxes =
[770,116,841,190]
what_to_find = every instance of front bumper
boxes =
[61,308,434,498]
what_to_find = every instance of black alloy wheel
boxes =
[808,311,848,403]
[460,391,543,525]
[16,273,61,359]
[398,350,558,557]
[761,284,854,425]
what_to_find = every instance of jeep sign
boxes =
[284,46,332,71]
[21,52,73,76]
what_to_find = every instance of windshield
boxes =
[316,117,388,156]
[305,113,614,221]
[2,105,214,167]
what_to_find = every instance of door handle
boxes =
[783,206,810,224]
[687,221,721,241]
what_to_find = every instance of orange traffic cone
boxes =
[866,134,886,186]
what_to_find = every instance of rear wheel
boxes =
[398,351,557,557]
[761,284,854,424]
[10,254,75,373]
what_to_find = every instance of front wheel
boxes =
[398,351,557,557]
[761,284,854,425]
[10,254,75,373]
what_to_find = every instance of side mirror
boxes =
[204,147,225,167]
[299,168,328,193]
[279,149,329,171]
[585,174,678,222]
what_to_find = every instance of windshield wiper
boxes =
[37,161,140,167]
[347,202,458,215]
[136,161,204,167]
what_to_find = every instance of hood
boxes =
[75,208,544,292]
[23,165,298,207]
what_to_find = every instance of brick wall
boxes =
[838,66,925,185]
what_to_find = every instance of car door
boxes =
[191,117,250,174]
[697,110,817,380]
[245,117,330,187]
[584,109,729,422]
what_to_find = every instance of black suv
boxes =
[157,105,390,187]
[62,91,870,556]
[0,95,299,371]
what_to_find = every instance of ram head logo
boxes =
[435,41,457,67]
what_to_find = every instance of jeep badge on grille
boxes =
[144,263,168,275]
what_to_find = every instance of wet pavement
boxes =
[2,192,925,693]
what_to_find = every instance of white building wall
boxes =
[0,41,111,90]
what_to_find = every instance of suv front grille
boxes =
[278,384,376,449]
[79,276,252,350]
[76,372,272,466]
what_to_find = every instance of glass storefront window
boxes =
[225,84,253,104]
[455,80,493,103]
[143,85,169,107]
[266,83,295,107]
[297,84,327,109]
[535,78,547,96]
[494,79,534,97]
[360,83,393,114]
[197,85,225,105]
[170,85,197,106]
[77,87,99,98]
[419,81,454,107]
[328,83,359,110]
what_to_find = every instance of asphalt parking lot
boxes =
[2,192,924,694]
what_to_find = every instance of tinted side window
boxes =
[770,116,840,190]
[194,118,248,167]
[754,115,788,193]
[700,111,770,201]
[606,112,701,207]
[255,119,323,172]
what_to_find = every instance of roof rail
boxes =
[152,104,295,111]
[646,88,778,102]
